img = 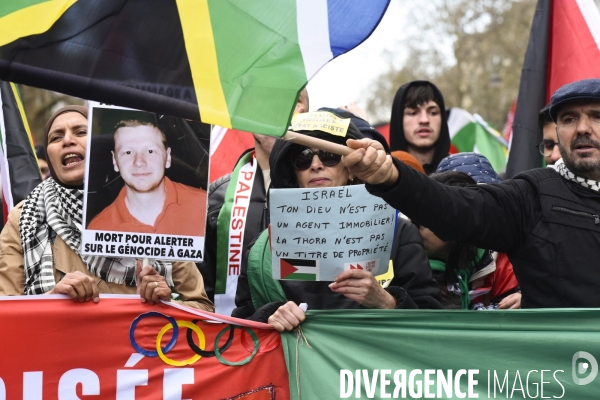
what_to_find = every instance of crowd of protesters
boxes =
[0,76,599,333]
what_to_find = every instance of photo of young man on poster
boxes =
[88,118,206,235]
[82,104,210,261]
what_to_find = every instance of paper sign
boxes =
[290,111,350,137]
[270,185,396,281]
[81,102,209,261]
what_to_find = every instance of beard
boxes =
[560,135,600,180]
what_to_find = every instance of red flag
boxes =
[548,0,600,97]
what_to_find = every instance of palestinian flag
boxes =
[0,0,389,137]
[279,258,320,281]
[0,81,41,222]
[209,126,254,183]
[448,107,509,173]
[506,0,600,177]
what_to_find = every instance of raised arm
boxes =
[343,139,538,253]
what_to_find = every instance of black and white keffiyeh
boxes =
[20,179,173,294]
[552,158,600,192]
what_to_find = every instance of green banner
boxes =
[281,309,600,399]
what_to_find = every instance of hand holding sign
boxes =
[136,260,171,305]
[329,269,396,309]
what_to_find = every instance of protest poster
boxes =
[269,184,396,281]
[82,102,210,261]
[0,295,289,399]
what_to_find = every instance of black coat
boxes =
[368,158,600,308]
[232,137,442,321]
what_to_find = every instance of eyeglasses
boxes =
[292,148,342,170]
[538,140,558,157]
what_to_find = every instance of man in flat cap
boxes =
[342,78,600,308]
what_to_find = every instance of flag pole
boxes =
[283,131,353,156]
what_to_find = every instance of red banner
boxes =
[0,295,289,399]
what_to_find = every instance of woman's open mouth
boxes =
[62,153,84,167]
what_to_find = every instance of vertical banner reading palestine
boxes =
[214,151,257,315]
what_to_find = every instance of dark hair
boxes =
[538,103,553,129]
[403,83,439,109]
[114,119,169,149]
[429,171,478,283]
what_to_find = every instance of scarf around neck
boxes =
[552,158,600,192]
[20,179,173,294]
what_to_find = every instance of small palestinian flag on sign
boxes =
[279,258,320,281]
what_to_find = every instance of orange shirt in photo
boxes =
[88,177,206,236]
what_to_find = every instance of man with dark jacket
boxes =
[389,80,451,174]
[343,78,600,308]
[198,89,308,315]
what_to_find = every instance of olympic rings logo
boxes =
[129,312,277,367]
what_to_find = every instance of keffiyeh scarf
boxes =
[20,179,173,294]
[552,158,600,192]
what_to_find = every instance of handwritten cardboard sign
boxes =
[270,185,396,281]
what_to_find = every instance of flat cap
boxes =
[550,78,600,121]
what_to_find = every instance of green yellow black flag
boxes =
[0,81,42,219]
[0,0,389,136]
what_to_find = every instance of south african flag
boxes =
[0,0,389,137]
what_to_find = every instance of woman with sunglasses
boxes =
[232,114,441,331]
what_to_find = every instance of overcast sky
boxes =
[306,1,408,114]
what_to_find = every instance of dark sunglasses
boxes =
[292,148,342,170]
